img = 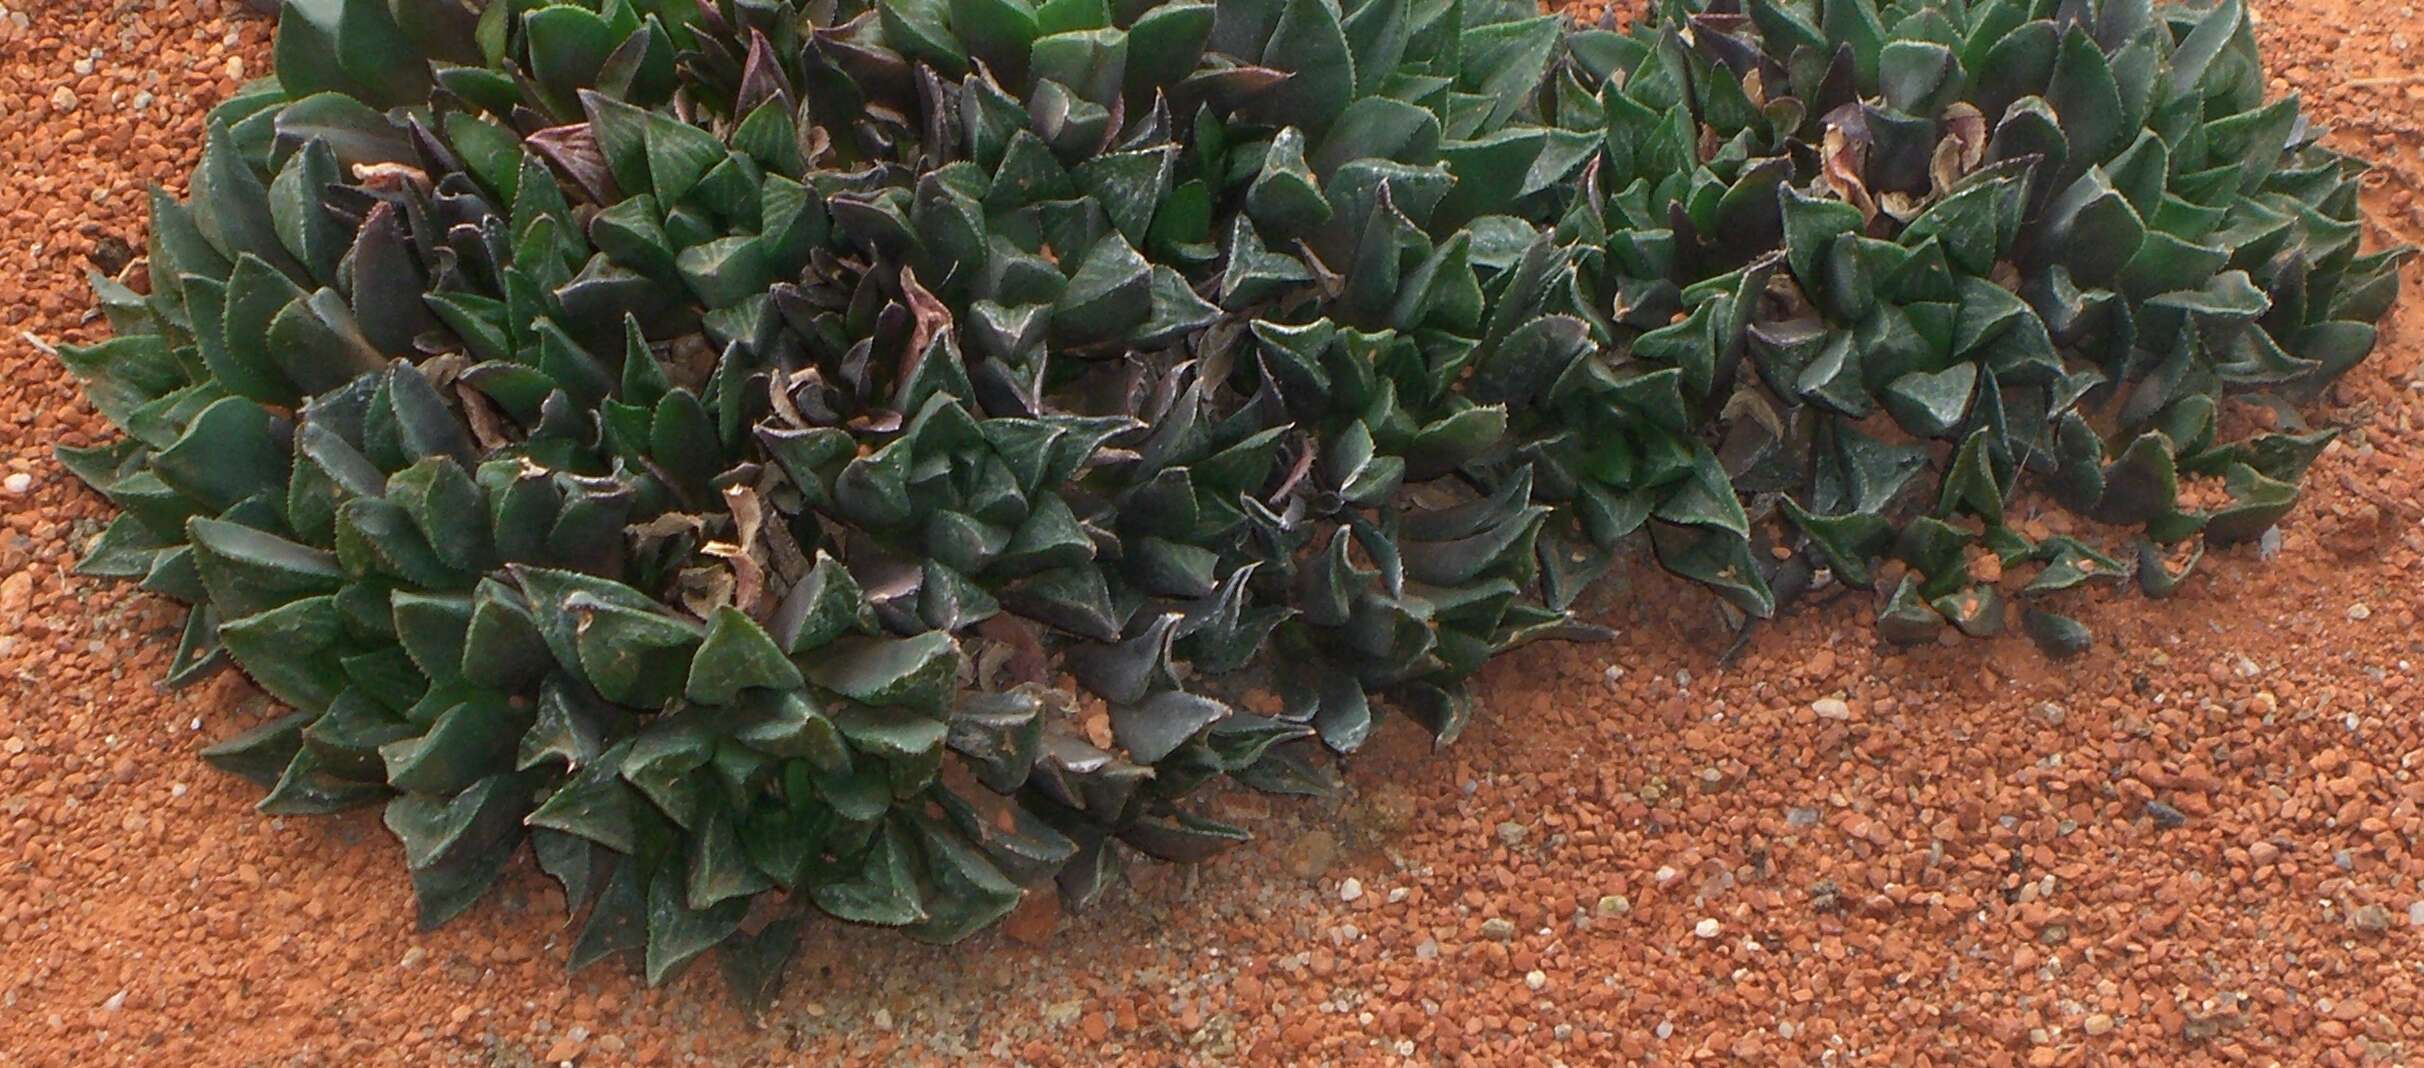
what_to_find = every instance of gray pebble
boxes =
[2145,800,2186,829]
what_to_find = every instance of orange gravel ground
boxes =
[5,1,2424,1065]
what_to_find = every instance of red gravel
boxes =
[2,0,2421,1065]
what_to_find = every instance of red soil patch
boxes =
[3,0,2421,1064]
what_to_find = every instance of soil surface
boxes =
[4,0,2422,1065]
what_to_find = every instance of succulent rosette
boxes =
[53,0,1620,992]
[1549,0,2408,647]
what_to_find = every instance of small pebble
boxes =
[1594,894,1630,917]
[1481,917,1516,941]
[2084,1014,2115,1036]
[1694,918,1722,939]
[2145,801,2186,828]
[1524,970,1547,991]
[2348,603,2372,621]
[1812,697,1851,720]
[2,472,30,495]
[1338,878,1362,902]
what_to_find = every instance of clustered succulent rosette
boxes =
[54,0,1610,992]
[51,0,2404,993]
[1553,0,2410,648]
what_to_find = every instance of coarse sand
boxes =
[3,0,2423,1064]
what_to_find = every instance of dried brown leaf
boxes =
[1820,124,1878,226]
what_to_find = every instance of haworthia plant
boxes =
[1553,0,2408,650]
[52,0,2401,994]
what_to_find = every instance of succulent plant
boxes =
[50,0,2405,996]
[1546,0,2408,650]
[52,0,1625,993]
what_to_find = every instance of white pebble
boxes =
[2408,900,2424,927]
[1524,970,1547,991]
[50,86,75,111]
[2348,603,2372,621]
[2,472,30,495]
[100,990,125,1012]
[1655,865,1679,885]
[1338,878,1363,902]
[1385,887,1408,904]
[1694,918,1721,939]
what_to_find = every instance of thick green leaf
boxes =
[687,606,805,706]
